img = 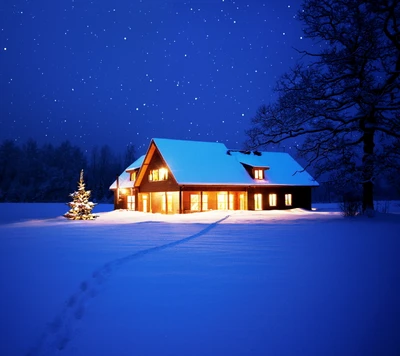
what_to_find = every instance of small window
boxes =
[254,169,264,180]
[127,196,135,210]
[130,171,137,181]
[254,193,262,210]
[269,194,277,207]
[285,194,292,206]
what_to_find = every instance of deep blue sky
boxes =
[0,0,309,155]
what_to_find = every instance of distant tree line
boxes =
[0,139,136,203]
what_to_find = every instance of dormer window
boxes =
[149,168,168,182]
[130,171,137,182]
[254,169,264,180]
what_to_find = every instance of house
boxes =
[109,138,319,213]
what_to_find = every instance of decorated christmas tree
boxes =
[64,169,98,220]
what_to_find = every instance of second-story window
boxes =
[254,169,264,180]
[130,171,137,182]
[159,168,168,181]
[149,168,168,182]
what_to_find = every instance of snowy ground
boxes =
[0,203,399,356]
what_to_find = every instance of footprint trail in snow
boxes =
[27,215,229,356]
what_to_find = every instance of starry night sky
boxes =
[1,0,309,155]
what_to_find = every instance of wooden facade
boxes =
[110,138,317,214]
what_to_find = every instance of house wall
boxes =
[118,185,313,213]
[247,186,312,210]
[181,187,247,213]
[139,150,180,193]
[113,188,137,210]
[137,192,180,214]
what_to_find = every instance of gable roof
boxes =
[109,155,145,190]
[133,138,318,187]
[150,138,253,185]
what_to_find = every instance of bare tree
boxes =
[246,0,400,212]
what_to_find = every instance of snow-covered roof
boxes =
[150,138,318,186]
[114,139,318,189]
[125,155,145,171]
[153,138,253,185]
[109,155,145,190]
[229,151,319,186]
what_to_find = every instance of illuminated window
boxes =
[153,169,159,181]
[142,195,148,212]
[161,192,173,213]
[254,169,264,180]
[285,194,292,206]
[127,196,135,210]
[159,168,168,181]
[202,194,208,211]
[269,194,277,207]
[166,192,173,213]
[130,171,137,181]
[229,193,234,210]
[190,194,200,211]
[217,192,228,210]
[239,193,245,210]
[149,168,168,182]
[162,194,166,212]
[254,193,262,210]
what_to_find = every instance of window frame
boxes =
[217,192,228,210]
[254,193,262,210]
[190,194,200,211]
[285,193,292,206]
[254,169,264,180]
[202,194,208,211]
[148,168,168,182]
[269,193,277,207]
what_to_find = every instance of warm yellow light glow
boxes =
[149,168,168,181]
[254,169,263,179]
[202,193,208,211]
[190,194,200,211]
[254,193,262,210]
[229,193,234,210]
[159,168,168,180]
[120,189,128,195]
[285,194,292,206]
[269,194,277,207]
[127,195,135,210]
[217,192,228,210]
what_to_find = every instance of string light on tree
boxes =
[64,169,98,220]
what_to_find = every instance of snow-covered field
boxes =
[0,203,399,356]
